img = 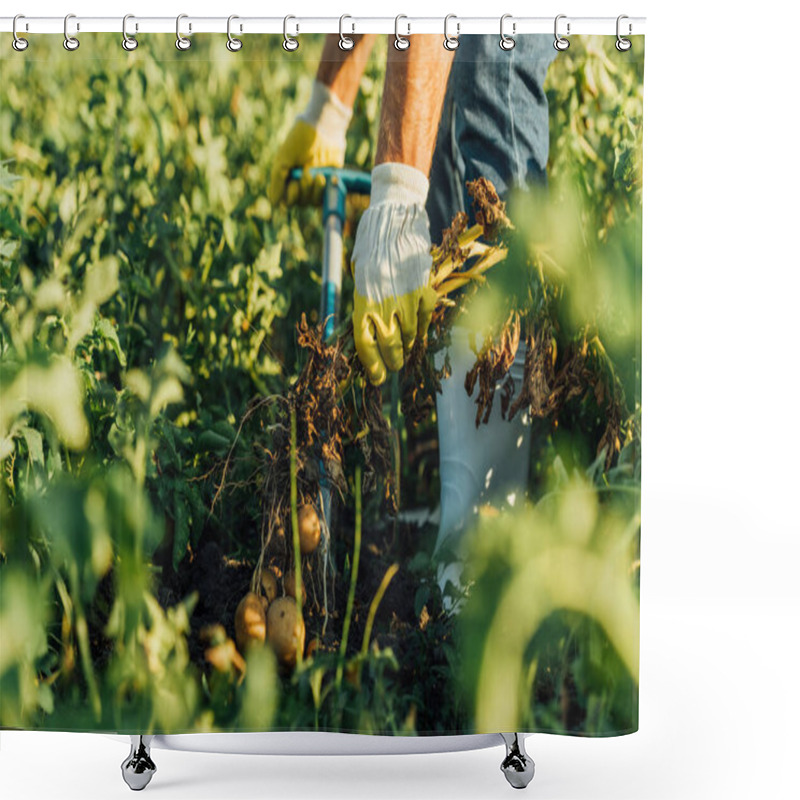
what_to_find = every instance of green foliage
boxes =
[546,36,644,222]
[0,32,366,733]
[0,569,52,727]
[458,473,640,734]
[444,36,644,735]
[542,35,643,411]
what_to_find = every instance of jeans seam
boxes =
[507,49,524,187]
[450,98,465,216]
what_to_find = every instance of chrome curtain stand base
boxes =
[121,735,156,791]
[119,732,535,790]
[499,732,535,789]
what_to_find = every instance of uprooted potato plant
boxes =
[213,176,637,651]
[210,179,512,633]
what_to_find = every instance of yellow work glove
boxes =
[267,80,352,207]
[351,163,438,386]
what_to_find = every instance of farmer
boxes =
[269,33,555,602]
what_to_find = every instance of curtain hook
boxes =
[443,14,459,51]
[339,15,354,51]
[176,14,191,50]
[500,14,515,51]
[12,14,29,51]
[122,14,138,51]
[616,14,632,51]
[554,14,570,51]
[283,16,299,51]
[63,13,80,51]
[394,15,410,51]
[227,15,243,51]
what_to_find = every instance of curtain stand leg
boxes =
[121,735,156,791]
[499,732,535,789]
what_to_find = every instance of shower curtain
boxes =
[0,29,644,739]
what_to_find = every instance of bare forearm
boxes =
[376,35,455,175]
[316,34,379,108]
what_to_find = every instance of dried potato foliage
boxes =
[447,178,629,469]
[400,179,512,428]
[594,363,626,469]
[400,335,449,428]
[258,311,400,573]
[290,313,351,496]
[499,318,628,470]
[506,319,562,421]
[429,178,630,470]
[466,178,512,242]
[464,310,521,426]
[357,380,398,511]
[438,211,469,266]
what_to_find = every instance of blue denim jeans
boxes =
[426,34,556,238]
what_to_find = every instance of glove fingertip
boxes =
[357,344,386,387]
[367,363,387,386]
[354,316,385,386]
[417,290,437,334]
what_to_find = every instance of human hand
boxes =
[268,80,351,207]
[351,163,438,385]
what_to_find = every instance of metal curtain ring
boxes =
[12,14,29,51]
[122,14,138,51]
[283,16,299,51]
[63,13,79,51]
[554,14,570,51]
[443,14,459,51]
[227,15,243,51]
[499,14,515,51]
[339,15,354,51]
[616,14,632,51]
[394,15,410,50]
[176,14,191,50]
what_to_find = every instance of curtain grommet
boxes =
[338,15,354,51]
[500,14,515,51]
[394,15,410,51]
[554,14,570,51]
[443,14,459,51]
[122,14,138,51]
[63,13,80,51]
[12,14,29,51]
[175,14,191,51]
[227,15,243,52]
[616,15,632,51]
[283,15,299,52]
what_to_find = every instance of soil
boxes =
[154,505,457,723]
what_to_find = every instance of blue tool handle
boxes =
[288,167,371,197]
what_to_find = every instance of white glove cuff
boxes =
[370,163,430,207]
[298,80,352,140]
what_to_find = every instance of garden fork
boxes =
[289,167,371,339]
[289,167,371,631]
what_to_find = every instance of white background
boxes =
[2,1,799,798]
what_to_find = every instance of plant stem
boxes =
[336,466,362,692]
[289,406,303,667]
[69,567,102,721]
[360,563,399,659]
